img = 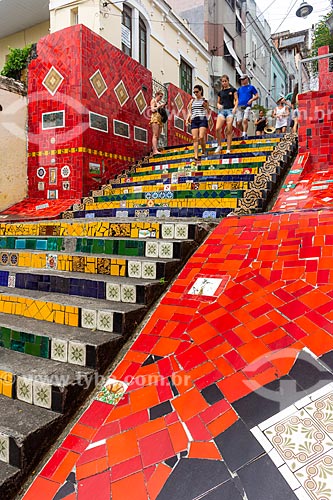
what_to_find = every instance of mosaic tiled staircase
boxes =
[0,218,210,498]
[62,134,297,220]
[0,134,296,498]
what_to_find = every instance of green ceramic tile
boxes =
[11,340,25,353]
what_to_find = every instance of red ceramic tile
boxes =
[112,455,143,482]
[79,401,113,428]
[130,385,160,413]
[76,457,109,481]
[78,471,111,500]
[106,429,139,467]
[168,421,189,453]
[139,429,174,468]
[147,463,172,500]
[217,372,251,403]
[200,399,231,425]
[207,409,238,437]
[136,417,166,440]
[40,448,68,479]
[176,345,207,370]
[23,477,62,500]
[62,435,89,454]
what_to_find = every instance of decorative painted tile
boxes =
[61,165,71,178]
[17,376,33,404]
[128,260,142,278]
[95,377,128,405]
[156,210,171,218]
[89,69,107,98]
[174,93,184,112]
[159,242,173,259]
[121,284,136,304]
[145,241,159,258]
[0,433,9,463]
[134,90,147,114]
[142,261,156,280]
[188,277,224,297]
[304,391,333,439]
[68,341,86,366]
[51,338,68,362]
[175,223,188,240]
[42,66,64,95]
[295,449,333,500]
[106,283,121,302]
[114,80,129,106]
[33,381,52,409]
[0,252,9,265]
[7,274,15,288]
[264,409,333,472]
[9,253,18,266]
[46,254,58,270]
[161,224,174,239]
[81,309,97,330]
[97,310,113,332]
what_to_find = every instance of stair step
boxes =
[0,266,167,305]
[0,461,20,500]
[0,286,146,334]
[0,313,122,370]
[0,347,95,413]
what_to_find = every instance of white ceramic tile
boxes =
[142,261,156,280]
[175,223,188,239]
[128,260,142,278]
[159,242,173,259]
[161,223,174,239]
[309,383,333,403]
[294,395,312,410]
[295,449,333,500]
[17,376,33,404]
[97,310,113,332]
[268,448,285,467]
[7,275,15,288]
[121,284,136,304]
[81,308,97,329]
[304,390,333,439]
[145,241,159,258]
[68,341,86,366]
[33,380,52,409]
[264,409,333,472]
[106,282,121,302]
[51,338,68,362]
[250,426,273,453]
[293,487,312,500]
[278,463,302,490]
[0,433,9,463]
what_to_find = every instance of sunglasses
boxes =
[193,90,200,94]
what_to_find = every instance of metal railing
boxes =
[298,52,333,93]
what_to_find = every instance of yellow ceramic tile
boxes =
[2,380,12,398]
[3,301,14,314]
[55,310,65,323]
[67,312,79,326]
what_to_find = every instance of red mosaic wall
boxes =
[27,24,153,199]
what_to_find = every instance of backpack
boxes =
[158,107,168,123]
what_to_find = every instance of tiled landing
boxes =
[21,208,333,500]
[0,199,80,222]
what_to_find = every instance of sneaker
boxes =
[226,149,231,154]
[214,146,222,153]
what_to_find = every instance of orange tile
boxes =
[207,409,238,437]
[71,423,96,441]
[238,339,270,363]
[136,417,166,440]
[189,322,219,344]
[151,338,181,357]
[106,429,139,467]
[267,348,299,376]
[261,328,287,345]
[302,331,333,356]
[172,388,209,421]
[189,361,216,381]
[206,342,232,360]
[188,441,222,460]
[112,360,133,380]
[171,370,193,394]
[248,366,279,390]
[105,403,131,423]
[299,289,331,309]
[159,321,182,338]
[111,471,148,500]
[168,421,189,454]
[130,385,159,413]
[217,372,251,403]
[50,451,80,484]
[23,477,61,500]
[147,463,172,500]
[233,325,255,344]
[267,310,289,327]
[76,456,109,480]
[213,357,235,377]
[125,351,147,363]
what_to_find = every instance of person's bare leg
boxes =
[226,116,233,153]
[192,129,199,159]
[242,118,248,134]
[199,127,207,155]
[151,123,160,154]
[215,116,225,152]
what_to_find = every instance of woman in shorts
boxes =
[186,85,209,162]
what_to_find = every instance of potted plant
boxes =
[1,44,32,82]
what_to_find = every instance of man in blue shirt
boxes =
[236,74,258,138]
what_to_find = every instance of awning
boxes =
[236,66,243,76]
[224,37,241,65]
[236,10,246,29]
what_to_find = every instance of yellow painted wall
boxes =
[0,83,28,211]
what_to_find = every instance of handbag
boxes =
[158,107,168,123]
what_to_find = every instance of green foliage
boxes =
[1,45,32,80]
[252,104,268,115]
[311,12,333,73]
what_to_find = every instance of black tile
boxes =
[237,454,298,500]
[142,354,164,366]
[202,480,243,500]
[289,350,333,393]
[201,384,224,405]
[156,458,232,500]
[168,377,179,397]
[164,455,178,468]
[319,350,333,374]
[53,480,75,500]
[232,376,305,428]
[214,419,264,472]
[149,401,173,420]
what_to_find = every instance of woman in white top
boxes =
[272,97,289,133]
[186,85,209,162]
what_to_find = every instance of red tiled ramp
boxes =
[22,209,333,500]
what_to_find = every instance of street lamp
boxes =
[295,1,313,19]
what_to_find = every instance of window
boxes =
[139,18,147,67]
[180,59,192,94]
[70,7,78,26]
[122,4,132,57]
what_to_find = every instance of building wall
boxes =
[49,0,210,94]
[0,21,49,70]
[0,79,27,211]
